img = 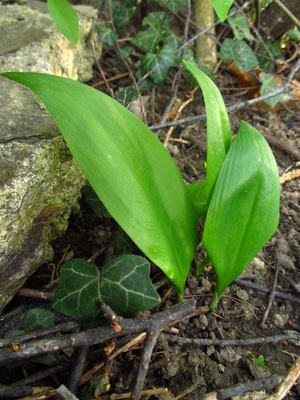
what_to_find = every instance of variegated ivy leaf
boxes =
[141,45,177,86]
[152,0,187,13]
[98,24,118,46]
[219,38,258,71]
[100,255,160,317]
[23,308,55,332]
[228,12,254,41]
[116,87,139,107]
[260,72,291,108]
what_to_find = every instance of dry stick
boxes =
[0,321,79,349]
[273,0,300,29]
[131,328,160,400]
[263,133,300,160]
[234,278,300,304]
[16,288,54,302]
[91,72,130,88]
[68,344,89,395]
[99,388,168,400]
[158,0,192,127]
[107,0,147,124]
[150,58,300,132]
[176,0,252,53]
[163,332,300,347]
[0,299,196,367]
[90,37,114,98]
[261,262,280,328]
[200,375,286,400]
[264,356,300,400]
[56,384,80,400]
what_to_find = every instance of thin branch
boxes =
[99,388,168,400]
[150,59,300,132]
[0,299,196,367]
[234,278,300,304]
[56,384,80,400]
[273,0,300,29]
[163,332,300,347]
[16,288,54,301]
[68,345,89,395]
[200,375,286,400]
[176,1,252,53]
[261,262,280,328]
[263,356,300,400]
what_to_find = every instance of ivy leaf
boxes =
[257,40,282,72]
[47,0,79,44]
[116,87,139,107]
[141,45,177,86]
[211,0,234,21]
[260,72,290,108]
[153,0,187,13]
[98,24,118,46]
[53,259,101,326]
[203,121,280,306]
[113,2,135,32]
[228,12,254,41]
[163,31,183,50]
[132,13,173,53]
[120,45,134,60]
[100,255,160,317]
[23,308,55,332]
[219,39,258,71]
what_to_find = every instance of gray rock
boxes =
[0,2,101,82]
[0,1,100,313]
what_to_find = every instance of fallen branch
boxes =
[261,262,280,328]
[163,332,300,347]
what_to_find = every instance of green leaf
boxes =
[187,179,207,218]
[141,45,177,86]
[252,354,270,372]
[47,0,79,44]
[116,87,139,107]
[219,39,259,71]
[23,308,55,332]
[100,255,160,317]
[211,0,234,21]
[257,40,282,72]
[99,24,118,46]
[163,31,183,50]
[203,121,280,303]
[260,72,290,108]
[228,12,254,41]
[286,26,300,41]
[1,72,197,297]
[131,13,173,53]
[183,61,231,204]
[120,45,134,60]
[153,0,186,13]
[84,186,111,218]
[113,2,135,32]
[53,259,101,325]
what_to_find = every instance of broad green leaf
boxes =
[187,179,207,218]
[23,308,55,332]
[1,72,197,297]
[219,39,258,71]
[143,12,173,30]
[203,121,280,304]
[116,87,139,107]
[228,12,254,41]
[120,45,134,60]
[100,255,160,317]
[141,45,177,86]
[153,0,187,13]
[98,24,118,46]
[211,0,234,21]
[260,72,290,108]
[257,40,282,72]
[47,0,79,44]
[53,259,101,325]
[84,186,111,218]
[163,31,183,51]
[183,61,231,203]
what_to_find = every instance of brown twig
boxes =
[263,133,300,160]
[91,72,130,88]
[261,262,280,328]
[273,0,300,29]
[150,59,300,132]
[263,356,300,400]
[200,375,286,399]
[234,278,300,304]
[99,388,168,400]
[68,344,89,395]
[163,332,300,347]
[0,321,78,349]
[16,288,54,302]
[56,384,80,400]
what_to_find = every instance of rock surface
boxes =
[0,1,99,313]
